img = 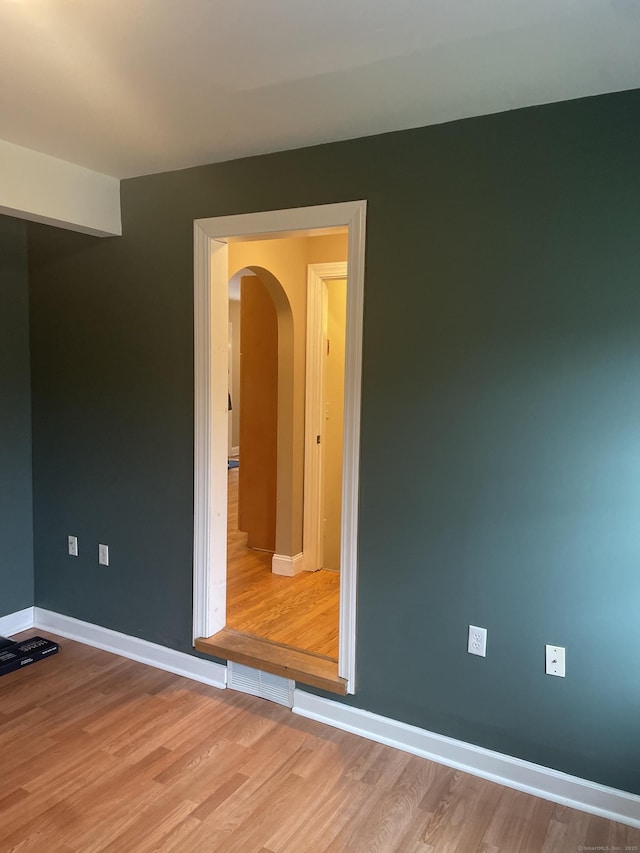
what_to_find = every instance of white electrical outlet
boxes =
[98,544,109,567]
[545,644,566,677]
[468,625,487,657]
[67,535,78,557]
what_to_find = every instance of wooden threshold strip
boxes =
[195,628,347,695]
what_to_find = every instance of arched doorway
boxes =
[228,266,296,564]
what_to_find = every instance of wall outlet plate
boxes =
[546,644,565,677]
[468,625,487,657]
[98,543,109,567]
[68,535,78,557]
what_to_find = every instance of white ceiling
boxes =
[1,0,639,179]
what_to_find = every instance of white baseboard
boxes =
[13,607,638,828]
[34,608,227,690]
[0,607,34,637]
[293,691,640,830]
[271,552,304,576]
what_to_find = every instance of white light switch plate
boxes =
[98,544,109,566]
[545,644,565,677]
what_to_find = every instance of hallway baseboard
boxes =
[271,552,304,576]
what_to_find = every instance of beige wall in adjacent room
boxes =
[228,232,347,559]
[306,233,348,265]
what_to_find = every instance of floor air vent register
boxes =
[227,661,294,707]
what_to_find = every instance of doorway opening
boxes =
[231,269,284,557]
[226,255,341,659]
[193,202,366,694]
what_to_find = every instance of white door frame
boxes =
[303,262,348,574]
[193,201,366,693]
[227,321,233,459]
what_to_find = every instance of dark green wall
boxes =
[0,217,34,616]
[28,89,640,794]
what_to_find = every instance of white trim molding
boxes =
[338,203,365,689]
[293,691,640,830]
[193,226,230,641]
[303,261,348,574]
[193,201,366,695]
[0,607,35,637]
[271,552,305,577]
[34,609,227,690]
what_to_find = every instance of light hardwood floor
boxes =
[226,467,340,659]
[1,637,638,852]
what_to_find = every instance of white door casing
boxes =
[193,201,366,693]
[303,262,348,574]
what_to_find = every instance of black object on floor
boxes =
[0,636,60,678]
[0,635,15,650]
[228,459,239,469]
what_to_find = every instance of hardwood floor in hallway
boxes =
[225,467,340,659]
